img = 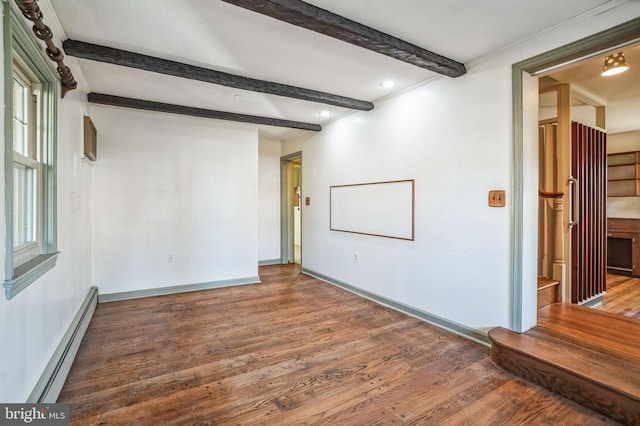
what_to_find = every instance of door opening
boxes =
[511,17,640,332]
[293,160,302,264]
[535,40,640,309]
[281,152,302,265]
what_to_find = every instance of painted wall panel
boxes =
[91,107,258,295]
[258,139,282,261]
[300,66,514,330]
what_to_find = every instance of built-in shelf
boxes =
[607,151,640,197]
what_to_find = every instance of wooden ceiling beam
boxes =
[64,40,373,111]
[87,93,322,132]
[220,0,467,78]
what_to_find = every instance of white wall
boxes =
[608,97,640,134]
[258,138,282,262]
[282,136,305,157]
[572,105,598,128]
[294,2,640,333]
[300,65,514,331]
[539,97,598,128]
[0,85,94,401]
[91,107,259,295]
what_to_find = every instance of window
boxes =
[3,5,58,300]
[12,61,42,266]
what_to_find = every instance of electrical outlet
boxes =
[168,253,175,262]
[354,253,359,263]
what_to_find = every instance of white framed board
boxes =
[330,179,414,241]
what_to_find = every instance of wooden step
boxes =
[537,277,559,309]
[489,305,640,425]
[538,303,640,361]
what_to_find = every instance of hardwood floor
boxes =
[59,265,617,425]
[599,273,640,318]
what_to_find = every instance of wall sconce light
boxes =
[602,52,629,76]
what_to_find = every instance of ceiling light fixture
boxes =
[601,52,629,76]
[380,80,396,88]
[318,110,330,117]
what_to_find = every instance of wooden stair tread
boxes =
[537,303,640,361]
[536,277,560,309]
[490,303,640,424]
[489,326,640,400]
[537,277,560,290]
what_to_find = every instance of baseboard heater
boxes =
[27,286,98,403]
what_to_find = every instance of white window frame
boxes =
[3,4,58,300]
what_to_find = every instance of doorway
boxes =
[511,17,640,332]
[537,42,640,316]
[536,83,608,306]
[536,41,640,305]
[281,152,302,265]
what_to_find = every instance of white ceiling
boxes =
[539,41,640,133]
[49,0,619,139]
[544,42,640,103]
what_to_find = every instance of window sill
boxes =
[4,252,60,300]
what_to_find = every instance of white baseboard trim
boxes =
[258,259,282,266]
[28,286,99,403]
[98,276,261,303]
[302,268,490,346]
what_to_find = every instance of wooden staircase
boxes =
[537,277,559,308]
[489,303,640,425]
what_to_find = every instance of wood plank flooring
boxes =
[59,265,618,425]
[600,273,640,318]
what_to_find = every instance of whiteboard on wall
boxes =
[330,180,414,240]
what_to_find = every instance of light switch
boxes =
[305,196,310,206]
[488,190,506,207]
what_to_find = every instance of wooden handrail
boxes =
[539,189,564,199]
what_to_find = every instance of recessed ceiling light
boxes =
[318,110,331,117]
[380,80,396,88]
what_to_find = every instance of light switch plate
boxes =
[488,190,506,207]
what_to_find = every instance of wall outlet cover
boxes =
[488,190,506,207]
